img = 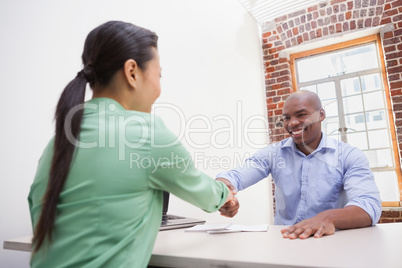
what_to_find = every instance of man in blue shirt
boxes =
[217,90,382,239]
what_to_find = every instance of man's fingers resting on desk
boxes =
[281,218,335,239]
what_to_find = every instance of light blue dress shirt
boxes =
[217,134,382,225]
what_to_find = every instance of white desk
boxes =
[4,223,402,268]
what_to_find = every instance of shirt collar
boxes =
[281,132,336,153]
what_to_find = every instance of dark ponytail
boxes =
[32,21,158,252]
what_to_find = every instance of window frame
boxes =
[290,34,402,207]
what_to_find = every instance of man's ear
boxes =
[319,108,326,121]
[124,59,139,89]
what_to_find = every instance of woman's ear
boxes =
[124,59,139,89]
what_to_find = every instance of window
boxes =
[290,34,402,206]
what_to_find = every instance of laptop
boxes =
[160,191,206,231]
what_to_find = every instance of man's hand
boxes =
[280,206,372,239]
[280,211,335,239]
[216,178,239,218]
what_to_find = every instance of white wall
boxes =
[0,0,271,267]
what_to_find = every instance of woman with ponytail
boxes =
[28,21,234,268]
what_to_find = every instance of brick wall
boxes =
[262,0,402,221]
[380,207,402,222]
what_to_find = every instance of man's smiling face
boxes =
[282,91,326,155]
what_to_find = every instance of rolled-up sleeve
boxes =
[343,147,382,225]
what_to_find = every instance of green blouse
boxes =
[28,98,229,268]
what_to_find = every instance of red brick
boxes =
[262,32,272,38]
[394,15,402,24]
[390,81,402,89]
[278,87,292,95]
[336,23,342,32]
[272,84,282,90]
[379,218,395,223]
[315,28,321,38]
[308,6,318,12]
[350,20,357,30]
[277,76,291,83]
[331,0,347,4]
[347,1,353,10]
[393,0,402,6]
[297,35,303,44]
[387,59,399,67]
[276,45,286,52]
[388,74,401,81]
[266,91,276,98]
[346,11,352,19]
[268,48,277,54]
[381,18,392,24]
[383,37,401,46]
[391,88,402,97]
[395,29,402,36]
[393,96,402,103]
[266,67,275,73]
[275,15,287,23]
[267,103,277,110]
[384,3,392,11]
[384,31,394,39]
[274,109,283,116]
[381,210,401,217]
[275,64,290,71]
[385,51,402,60]
[384,45,396,53]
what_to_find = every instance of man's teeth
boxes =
[292,130,303,135]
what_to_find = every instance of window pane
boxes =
[300,85,317,93]
[373,171,399,201]
[323,116,339,136]
[366,110,387,130]
[343,95,363,114]
[346,132,368,149]
[341,77,361,96]
[317,82,337,100]
[361,73,382,92]
[341,44,378,73]
[363,91,385,111]
[364,149,394,168]
[297,56,337,82]
[368,129,390,149]
[345,113,366,132]
[296,43,378,83]
[322,99,338,117]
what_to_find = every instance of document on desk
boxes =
[185,223,268,234]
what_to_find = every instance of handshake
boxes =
[217,178,240,218]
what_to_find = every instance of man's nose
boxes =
[288,116,299,127]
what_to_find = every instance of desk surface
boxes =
[4,223,402,268]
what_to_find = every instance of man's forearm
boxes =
[323,205,372,229]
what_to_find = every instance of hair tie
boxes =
[77,67,95,83]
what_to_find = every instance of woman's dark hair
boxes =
[32,21,158,252]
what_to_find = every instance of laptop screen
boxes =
[162,191,169,216]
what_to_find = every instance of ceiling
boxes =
[239,0,326,26]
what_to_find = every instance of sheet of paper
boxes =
[185,224,231,232]
[185,223,269,233]
[226,224,269,232]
